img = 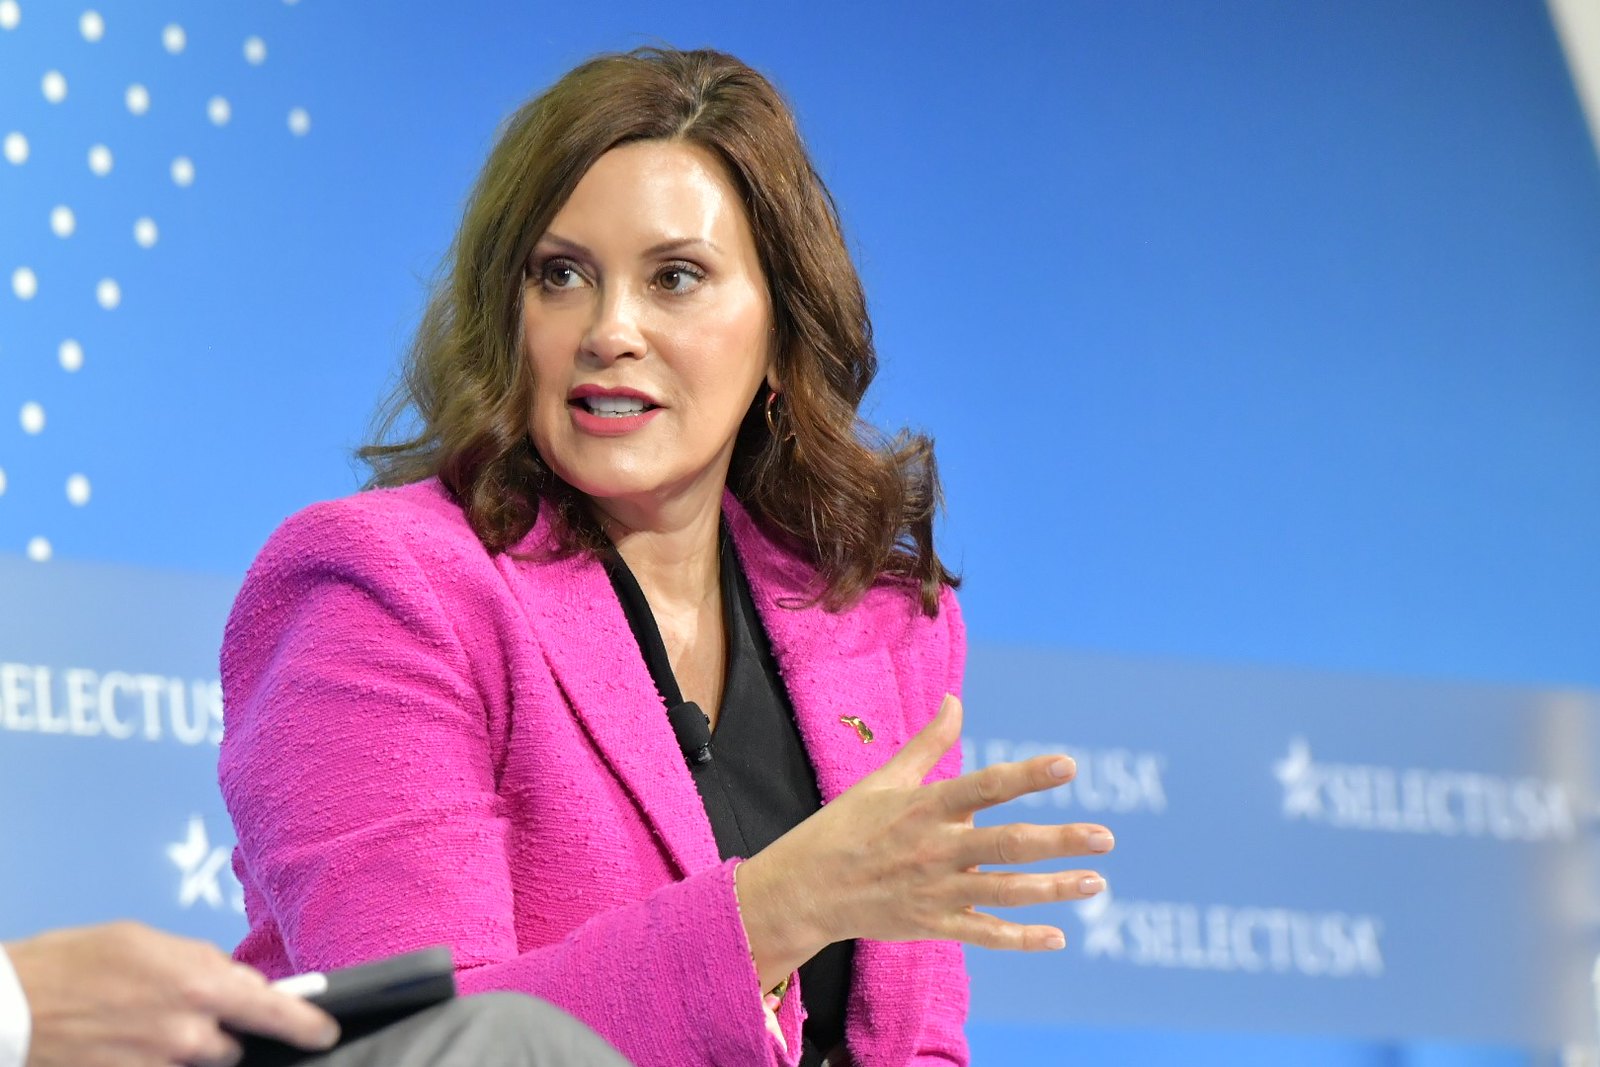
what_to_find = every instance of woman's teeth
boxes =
[582,396,649,416]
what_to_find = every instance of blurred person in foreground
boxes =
[0,922,628,1066]
[217,47,1115,1067]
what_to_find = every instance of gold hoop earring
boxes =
[764,390,782,437]
[764,390,801,462]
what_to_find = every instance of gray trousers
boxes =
[249,993,633,1067]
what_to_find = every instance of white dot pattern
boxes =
[42,70,67,104]
[2,1,309,559]
[11,267,37,300]
[20,402,45,435]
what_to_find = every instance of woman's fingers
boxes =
[874,693,963,787]
[754,695,1117,960]
[953,821,1115,867]
[947,869,1106,910]
[934,752,1077,817]
[944,909,1068,952]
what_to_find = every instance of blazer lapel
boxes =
[724,498,906,802]
[505,518,721,879]
[726,498,938,1063]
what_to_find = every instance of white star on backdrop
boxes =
[1273,737,1324,820]
[166,814,231,910]
[1077,889,1126,958]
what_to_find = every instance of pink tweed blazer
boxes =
[219,479,970,1066]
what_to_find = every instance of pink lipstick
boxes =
[566,384,662,436]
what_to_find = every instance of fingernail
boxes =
[1086,831,1114,852]
[318,1022,341,1049]
[1079,875,1104,895]
[1044,932,1066,950]
[1048,757,1075,780]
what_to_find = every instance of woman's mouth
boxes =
[566,387,663,436]
[574,395,658,417]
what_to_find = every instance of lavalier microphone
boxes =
[667,701,713,766]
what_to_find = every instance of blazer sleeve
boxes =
[219,500,792,1067]
[911,582,972,1064]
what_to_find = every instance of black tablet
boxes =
[271,945,456,1019]
[239,946,456,1066]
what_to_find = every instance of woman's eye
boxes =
[656,265,704,293]
[539,260,586,290]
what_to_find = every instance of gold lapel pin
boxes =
[839,715,874,743]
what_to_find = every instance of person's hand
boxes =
[6,921,339,1067]
[735,694,1113,989]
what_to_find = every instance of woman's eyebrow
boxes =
[534,233,592,257]
[534,233,723,258]
[642,236,723,257]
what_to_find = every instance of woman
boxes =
[219,48,1113,1067]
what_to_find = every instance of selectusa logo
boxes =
[1273,738,1575,842]
[0,661,223,745]
[1075,889,1384,978]
[961,737,1167,814]
[167,815,245,914]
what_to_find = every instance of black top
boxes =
[602,531,854,1066]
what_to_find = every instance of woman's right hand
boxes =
[734,694,1114,990]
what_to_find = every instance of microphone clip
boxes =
[667,701,713,766]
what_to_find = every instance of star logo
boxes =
[167,815,231,909]
[1076,888,1125,959]
[1274,737,1324,820]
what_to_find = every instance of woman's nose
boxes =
[581,286,647,364]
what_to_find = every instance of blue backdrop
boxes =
[3,1,1598,1063]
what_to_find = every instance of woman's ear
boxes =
[763,319,781,391]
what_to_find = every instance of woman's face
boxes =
[521,139,773,521]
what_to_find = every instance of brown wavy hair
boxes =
[361,47,956,615]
